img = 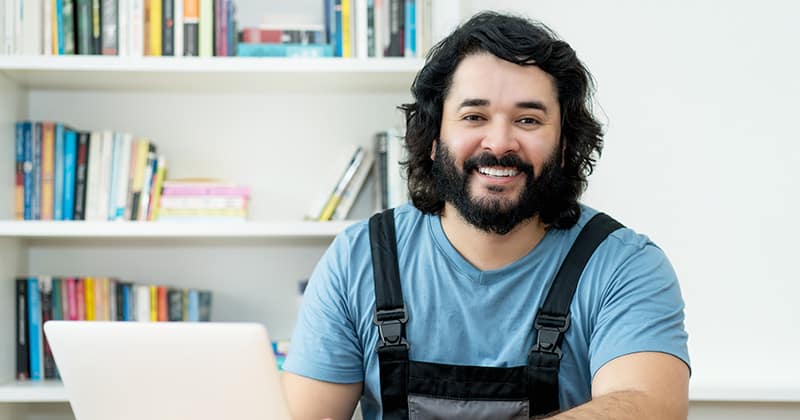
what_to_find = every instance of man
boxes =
[282,11,690,420]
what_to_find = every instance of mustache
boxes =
[463,153,535,176]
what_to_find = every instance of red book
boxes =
[76,278,86,320]
[65,278,78,320]
[157,286,168,321]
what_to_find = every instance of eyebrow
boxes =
[457,98,549,114]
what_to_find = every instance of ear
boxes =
[430,138,438,160]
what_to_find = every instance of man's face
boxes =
[434,53,563,234]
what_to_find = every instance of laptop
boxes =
[44,321,291,420]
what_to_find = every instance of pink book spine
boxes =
[66,278,78,320]
[76,279,86,320]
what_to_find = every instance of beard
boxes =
[431,140,565,235]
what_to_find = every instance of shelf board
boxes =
[0,220,355,239]
[1,379,799,404]
[0,55,424,93]
[0,380,67,403]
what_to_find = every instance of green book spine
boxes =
[76,0,92,54]
[198,0,213,56]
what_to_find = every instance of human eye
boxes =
[462,114,486,122]
[517,117,541,126]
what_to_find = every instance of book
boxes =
[15,278,29,380]
[197,0,211,56]
[167,288,183,321]
[91,0,101,53]
[162,0,174,55]
[22,121,33,220]
[33,123,42,219]
[40,122,55,220]
[149,0,162,55]
[318,147,366,221]
[63,0,76,54]
[40,276,58,379]
[14,122,24,220]
[63,128,77,220]
[73,131,90,220]
[173,0,183,56]
[76,0,92,54]
[332,149,374,220]
[27,277,44,380]
[54,123,65,220]
[130,0,145,56]
[117,0,129,55]
[183,0,199,55]
[147,155,167,220]
[236,43,334,58]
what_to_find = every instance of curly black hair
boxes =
[399,11,603,229]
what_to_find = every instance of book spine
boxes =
[101,0,117,54]
[157,286,167,321]
[137,145,157,220]
[115,281,125,321]
[149,0,161,55]
[75,0,92,54]
[198,0,211,56]
[333,0,342,57]
[404,0,414,57]
[173,0,183,56]
[198,290,211,321]
[73,131,89,220]
[62,0,75,54]
[356,0,369,58]
[76,278,86,320]
[27,278,44,380]
[130,0,144,56]
[16,279,30,380]
[113,134,132,220]
[366,0,374,57]
[53,124,65,221]
[167,288,183,321]
[374,131,389,210]
[84,277,95,320]
[117,0,129,56]
[52,278,63,320]
[41,122,55,220]
[147,155,167,220]
[149,285,158,321]
[33,123,42,220]
[63,129,77,220]
[91,0,101,53]
[108,278,118,321]
[40,277,57,379]
[107,133,121,220]
[66,278,78,320]
[84,131,101,220]
[161,0,173,55]
[187,289,199,321]
[22,122,33,220]
[55,0,64,54]
[183,0,198,55]
[15,122,24,220]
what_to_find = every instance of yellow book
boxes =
[147,156,167,221]
[149,0,162,56]
[51,0,58,54]
[149,285,158,321]
[84,277,95,320]
[99,277,110,321]
[342,0,352,57]
[40,122,55,220]
[129,139,150,218]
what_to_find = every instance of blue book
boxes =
[121,283,132,321]
[56,0,64,54]
[405,0,416,57]
[33,123,42,220]
[63,129,77,220]
[54,124,65,220]
[27,278,43,381]
[334,0,342,56]
[236,43,334,57]
[22,122,33,220]
[188,290,200,322]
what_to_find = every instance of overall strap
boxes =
[528,213,624,417]
[369,209,409,420]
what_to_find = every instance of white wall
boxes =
[467,0,800,410]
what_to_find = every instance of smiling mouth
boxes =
[477,166,520,177]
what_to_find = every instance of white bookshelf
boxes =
[0,53,420,419]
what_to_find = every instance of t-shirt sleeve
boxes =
[282,232,365,383]
[589,242,691,378]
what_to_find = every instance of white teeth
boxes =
[478,166,519,177]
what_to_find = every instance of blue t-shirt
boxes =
[284,203,690,419]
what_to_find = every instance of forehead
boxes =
[446,53,559,108]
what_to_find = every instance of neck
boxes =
[439,203,549,271]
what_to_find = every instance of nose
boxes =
[480,120,520,156]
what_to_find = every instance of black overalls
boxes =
[368,209,623,419]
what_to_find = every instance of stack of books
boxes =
[15,276,212,381]
[156,179,250,222]
[307,145,374,221]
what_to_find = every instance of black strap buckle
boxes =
[532,313,570,359]
[374,307,408,350]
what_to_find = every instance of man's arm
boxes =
[281,371,363,420]
[546,351,689,420]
